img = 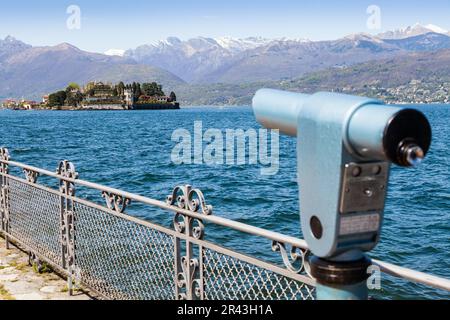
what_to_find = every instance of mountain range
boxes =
[173,48,450,106]
[124,23,450,83]
[0,39,184,100]
[0,23,448,103]
[377,23,450,39]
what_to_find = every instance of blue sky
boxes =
[1,0,449,53]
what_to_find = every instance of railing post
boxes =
[57,160,78,295]
[0,148,10,249]
[168,185,212,300]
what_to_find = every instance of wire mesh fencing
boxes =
[0,149,316,300]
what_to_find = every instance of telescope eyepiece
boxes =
[400,142,424,167]
[383,109,432,167]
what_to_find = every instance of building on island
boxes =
[133,94,179,110]
[1,99,39,110]
[124,89,134,109]
[81,81,124,110]
[20,100,38,110]
[2,99,18,109]
[81,81,179,110]
[4,81,180,111]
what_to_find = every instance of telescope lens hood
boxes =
[383,109,432,167]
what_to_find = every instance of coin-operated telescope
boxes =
[253,89,432,299]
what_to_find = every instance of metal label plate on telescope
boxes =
[340,162,389,214]
[339,213,380,236]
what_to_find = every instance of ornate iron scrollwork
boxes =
[177,256,201,300]
[0,148,10,183]
[167,185,213,216]
[0,148,11,247]
[56,160,78,295]
[173,212,186,233]
[168,185,212,300]
[167,185,212,240]
[0,148,10,187]
[272,241,311,274]
[0,148,10,162]
[102,191,131,213]
[56,160,78,196]
[23,169,39,183]
[56,160,78,178]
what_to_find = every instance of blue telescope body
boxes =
[253,89,431,258]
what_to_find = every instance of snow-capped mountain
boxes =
[104,49,126,57]
[214,36,310,53]
[378,23,450,39]
[125,27,450,83]
[123,36,316,82]
[214,37,268,53]
[425,24,449,34]
[126,36,310,57]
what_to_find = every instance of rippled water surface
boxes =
[0,105,448,299]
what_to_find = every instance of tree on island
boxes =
[48,91,67,108]
[63,82,83,107]
[65,91,83,107]
[142,82,165,97]
[135,82,142,98]
[66,82,80,91]
[117,82,125,97]
[169,91,177,102]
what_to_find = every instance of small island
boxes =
[1,81,180,111]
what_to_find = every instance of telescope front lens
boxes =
[382,108,431,167]
[405,145,424,167]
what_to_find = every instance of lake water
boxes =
[0,105,448,300]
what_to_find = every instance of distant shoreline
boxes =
[0,102,181,111]
[2,101,450,112]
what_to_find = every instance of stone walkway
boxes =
[0,240,91,300]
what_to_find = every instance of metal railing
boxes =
[0,147,449,300]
